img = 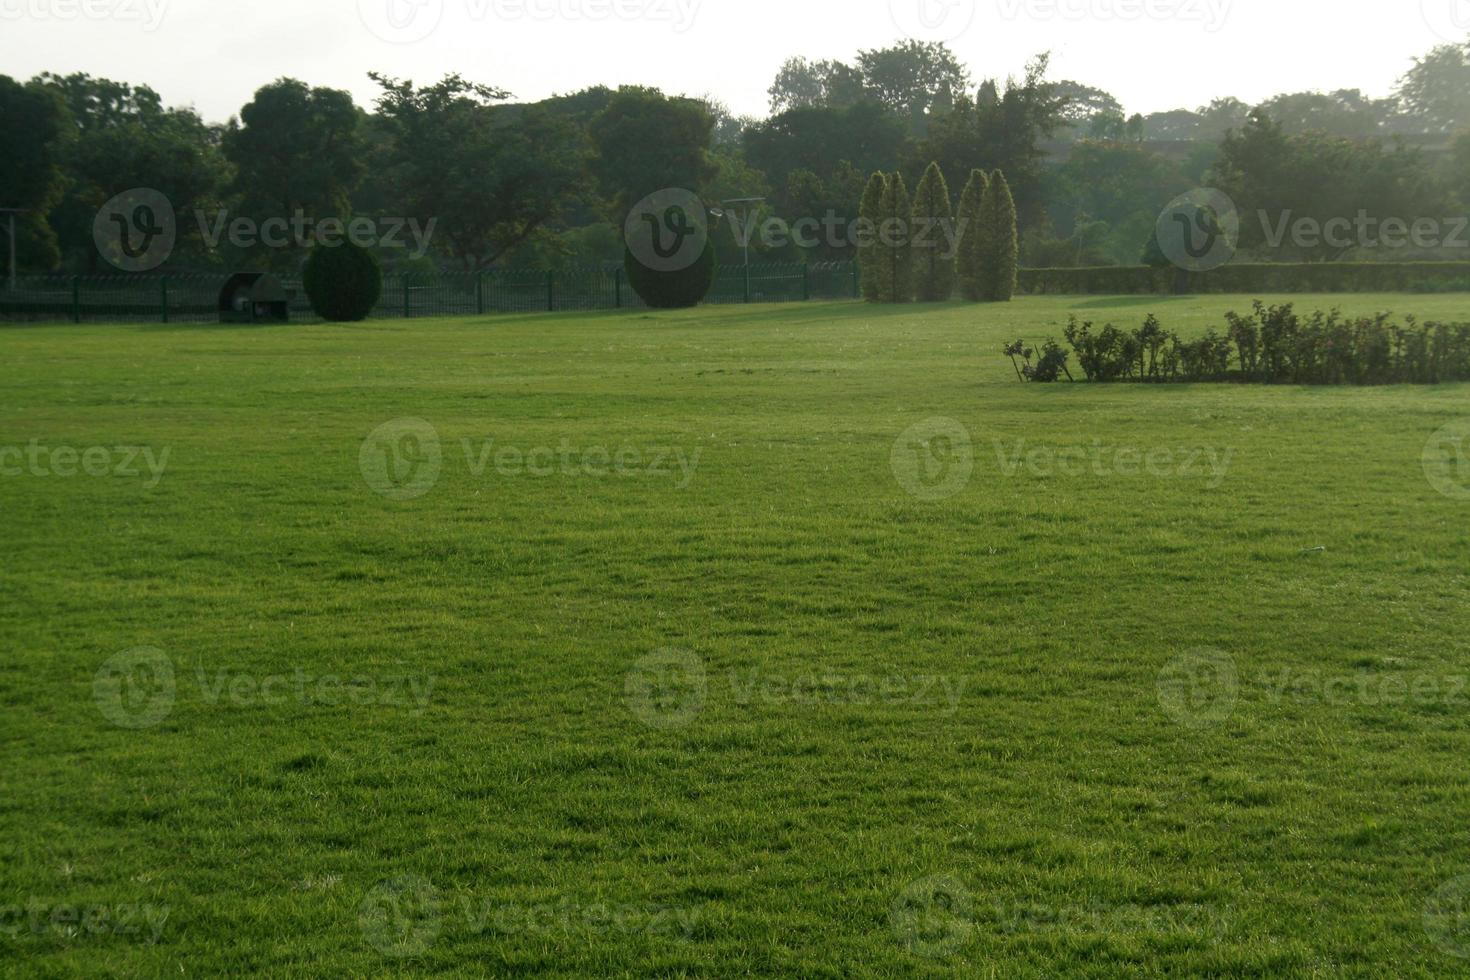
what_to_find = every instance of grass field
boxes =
[3,293,1470,976]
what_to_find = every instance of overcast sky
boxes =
[1,0,1464,123]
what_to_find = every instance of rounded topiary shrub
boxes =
[624,239,716,309]
[303,240,382,322]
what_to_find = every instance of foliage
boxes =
[587,86,717,219]
[744,104,909,197]
[910,162,955,301]
[954,169,988,301]
[874,172,913,303]
[371,73,585,271]
[857,172,886,302]
[1396,40,1470,134]
[302,239,382,321]
[978,170,1018,302]
[1018,303,1470,384]
[623,238,716,309]
[0,74,68,271]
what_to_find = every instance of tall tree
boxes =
[587,86,716,221]
[767,57,867,113]
[371,73,585,269]
[856,40,970,131]
[1397,40,1470,134]
[954,169,988,301]
[877,172,913,303]
[858,171,886,301]
[0,75,68,271]
[911,162,954,301]
[744,104,910,197]
[979,170,1018,302]
[225,79,363,223]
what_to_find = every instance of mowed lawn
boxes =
[3,294,1470,976]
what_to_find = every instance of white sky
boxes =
[0,0,1464,123]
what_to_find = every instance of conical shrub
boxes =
[858,172,887,303]
[879,172,913,303]
[979,169,1018,302]
[911,162,955,302]
[955,169,989,302]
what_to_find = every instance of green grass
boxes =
[2,294,1469,977]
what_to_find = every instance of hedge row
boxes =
[1017,263,1470,295]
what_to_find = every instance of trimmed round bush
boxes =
[303,240,382,322]
[624,239,716,309]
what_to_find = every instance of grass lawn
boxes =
[3,293,1469,976]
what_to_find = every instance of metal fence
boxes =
[0,262,861,324]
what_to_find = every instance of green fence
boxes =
[0,262,861,324]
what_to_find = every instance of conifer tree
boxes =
[879,172,913,303]
[981,169,1019,302]
[857,171,887,302]
[954,169,989,302]
[911,162,955,302]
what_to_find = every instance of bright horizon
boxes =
[0,0,1464,123]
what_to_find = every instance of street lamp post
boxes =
[722,197,765,304]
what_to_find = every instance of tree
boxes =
[916,55,1066,232]
[858,171,886,302]
[979,170,1018,302]
[224,79,363,224]
[1050,80,1124,128]
[1397,40,1470,134]
[876,173,913,303]
[588,86,716,223]
[38,72,226,272]
[955,169,988,301]
[0,75,68,271]
[1254,89,1388,139]
[767,57,867,113]
[744,104,910,196]
[371,73,585,270]
[855,40,970,130]
[910,162,954,301]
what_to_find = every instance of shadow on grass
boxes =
[1064,295,1197,310]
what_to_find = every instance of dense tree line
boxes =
[1,35,1468,277]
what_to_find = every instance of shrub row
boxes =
[1007,302,1470,385]
[1017,263,1470,296]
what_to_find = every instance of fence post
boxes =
[403,278,410,319]
[546,270,555,312]
[160,277,168,324]
[476,272,484,316]
[851,262,859,299]
[743,264,751,304]
[614,268,622,309]
[802,264,810,302]
[71,276,80,324]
